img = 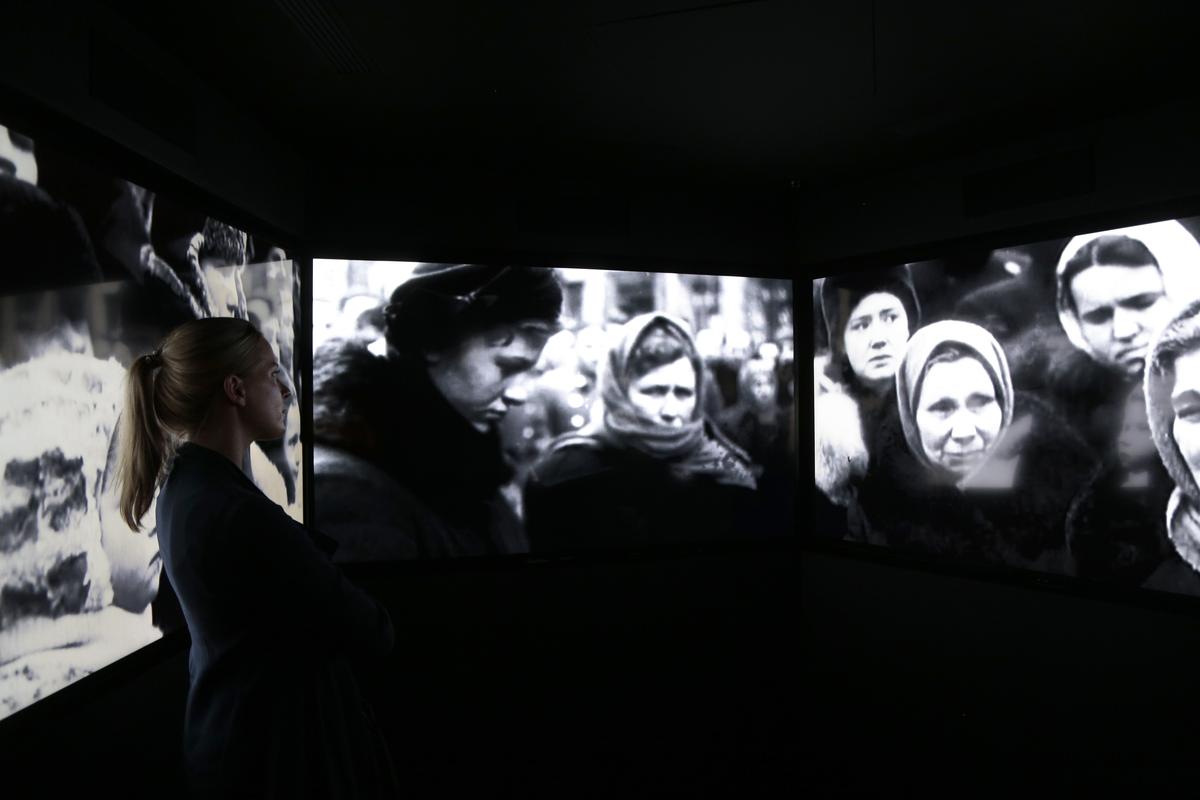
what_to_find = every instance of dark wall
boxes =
[351,549,797,796]
[803,550,1200,794]
[307,170,797,271]
[0,1,305,240]
[794,96,1200,268]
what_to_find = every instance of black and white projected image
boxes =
[813,217,1200,596]
[312,261,796,561]
[0,121,302,721]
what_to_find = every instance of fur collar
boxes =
[814,382,869,507]
[313,338,513,506]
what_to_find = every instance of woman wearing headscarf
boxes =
[1140,299,1200,595]
[523,313,761,552]
[814,266,919,523]
[1028,221,1200,457]
[854,321,1092,572]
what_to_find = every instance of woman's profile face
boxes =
[427,321,554,432]
[915,356,1003,477]
[628,356,697,428]
[1170,348,1200,484]
[244,337,292,441]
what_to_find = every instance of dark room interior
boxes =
[5,0,1200,796]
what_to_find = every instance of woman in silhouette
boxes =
[116,317,397,798]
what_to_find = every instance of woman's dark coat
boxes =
[852,392,1094,572]
[157,443,397,799]
[523,423,763,552]
[1065,458,1174,585]
[1006,322,1134,458]
[717,401,796,538]
[312,338,525,560]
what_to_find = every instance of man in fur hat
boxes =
[313,264,563,560]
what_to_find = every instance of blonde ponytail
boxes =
[116,317,264,530]
[117,351,171,529]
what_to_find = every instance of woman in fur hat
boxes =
[1140,299,1200,595]
[813,266,919,538]
[853,321,1092,572]
[313,264,564,560]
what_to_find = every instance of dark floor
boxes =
[3,548,798,798]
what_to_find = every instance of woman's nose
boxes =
[661,395,688,421]
[1112,309,1141,341]
[949,415,976,441]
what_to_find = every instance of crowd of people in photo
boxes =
[311,265,796,560]
[814,218,1200,595]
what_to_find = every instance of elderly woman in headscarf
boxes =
[1141,299,1200,595]
[523,312,760,552]
[853,321,1092,572]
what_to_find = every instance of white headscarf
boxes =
[1055,220,1200,359]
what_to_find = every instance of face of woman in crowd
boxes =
[428,320,554,432]
[1171,348,1200,485]
[915,356,1003,477]
[628,356,697,428]
[1117,391,1155,468]
[1071,264,1170,376]
[242,337,292,441]
[843,292,909,388]
[746,366,777,410]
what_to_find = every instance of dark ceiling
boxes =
[104,1,1200,201]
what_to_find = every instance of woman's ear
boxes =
[222,373,247,406]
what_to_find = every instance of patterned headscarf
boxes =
[589,312,755,488]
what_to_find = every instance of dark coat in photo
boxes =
[717,399,796,537]
[1066,458,1174,586]
[1005,322,1132,458]
[855,389,1094,574]
[312,338,526,560]
[814,354,901,545]
[523,420,761,551]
